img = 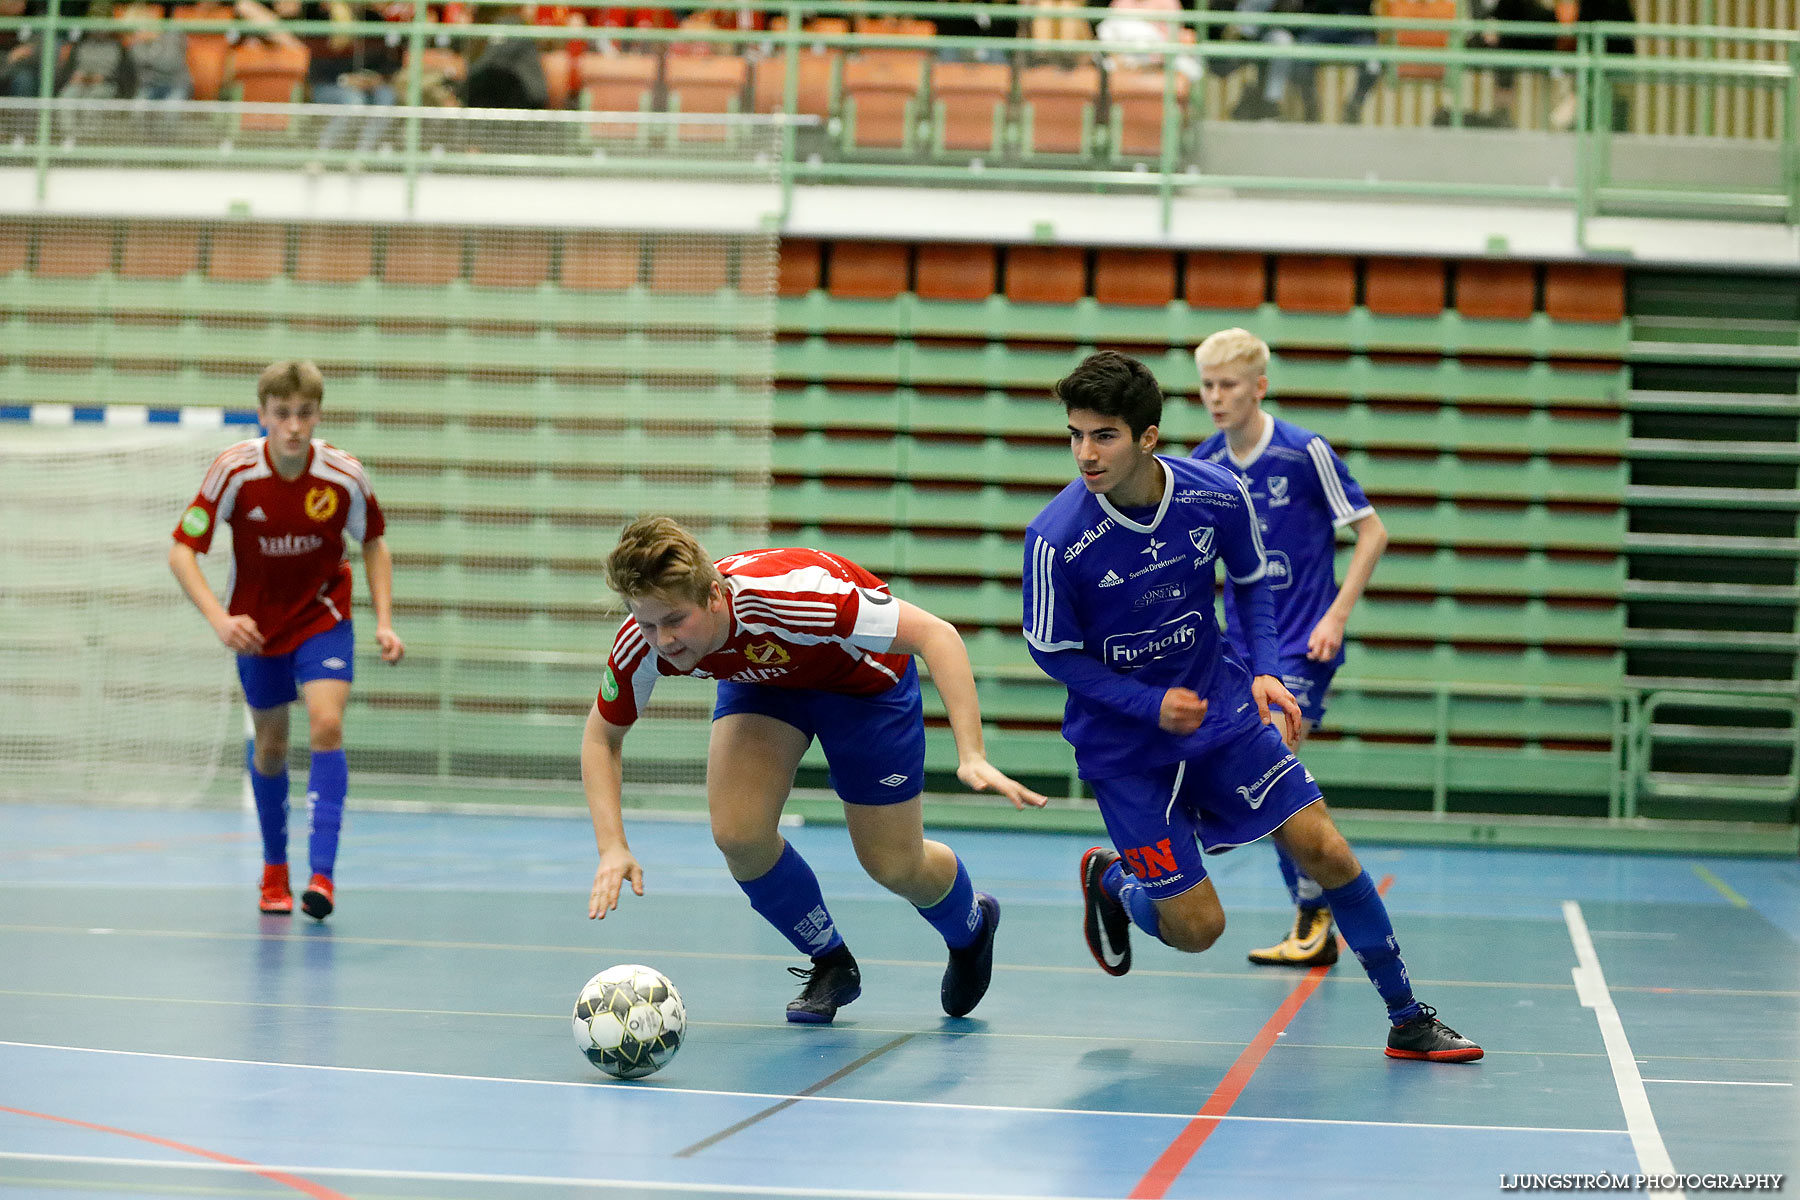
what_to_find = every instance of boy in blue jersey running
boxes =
[1024,350,1479,1061]
[1191,328,1389,969]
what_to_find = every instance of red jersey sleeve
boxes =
[172,441,261,554]
[594,618,662,727]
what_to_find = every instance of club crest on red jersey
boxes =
[304,486,338,522]
[743,640,790,666]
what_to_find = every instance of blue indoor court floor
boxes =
[1,802,1796,1199]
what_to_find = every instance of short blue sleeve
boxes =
[1023,531,1083,652]
[1217,474,1269,585]
[1304,436,1374,527]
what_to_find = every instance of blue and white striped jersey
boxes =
[1022,455,1274,779]
[1191,415,1373,668]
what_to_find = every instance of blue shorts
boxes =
[712,660,927,806]
[1277,656,1337,726]
[237,622,354,711]
[1089,721,1324,900]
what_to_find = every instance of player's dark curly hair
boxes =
[607,516,723,606]
[1053,351,1163,439]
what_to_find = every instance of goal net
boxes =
[0,423,240,805]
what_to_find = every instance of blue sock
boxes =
[916,855,982,950]
[1275,844,1326,912]
[306,749,347,878]
[737,841,845,958]
[1103,859,1162,941]
[249,765,289,865]
[1321,869,1421,1024]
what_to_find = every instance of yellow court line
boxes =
[1692,864,1751,908]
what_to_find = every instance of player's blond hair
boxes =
[606,516,723,606]
[1195,328,1270,376]
[256,360,325,406]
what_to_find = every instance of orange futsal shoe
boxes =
[259,863,293,915]
[300,873,335,921]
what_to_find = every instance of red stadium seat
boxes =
[1019,64,1100,155]
[841,53,924,150]
[1365,257,1446,317]
[35,223,116,279]
[1094,249,1176,307]
[1544,263,1625,323]
[1005,245,1085,304]
[578,52,657,137]
[1107,67,1189,159]
[383,228,463,286]
[752,50,836,120]
[778,238,822,296]
[664,55,748,141]
[1456,260,1536,320]
[471,231,551,289]
[0,223,29,276]
[931,60,1009,153]
[915,242,996,301]
[120,222,201,279]
[648,237,730,294]
[1275,254,1355,314]
[294,225,372,284]
[561,232,642,291]
[207,224,286,282]
[226,38,308,131]
[828,240,909,300]
[1385,0,1457,80]
[1185,251,1265,309]
[171,2,231,100]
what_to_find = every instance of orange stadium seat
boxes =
[736,242,778,295]
[1106,67,1188,159]
[207,224,286,282]
[471,231,551,289]
[664,55,748,141]
[915,242,996,301]
[1094,248,1176,307]
[1185,251,1265,309]
[0,224,28,276]
[778,238,822,296]
[841,53,923,150]
[1455,260,1536,320]
[120,222,200,279]
[1543,263,1625,323]
[648,238,730,294]
[828,240,910,300]
[931,60,1010,154]
[578,52,656,135]
[1019,64,1100,155]
[294,225,373,284]
[171,2,231,100]
[383,228,463,286]
[560,232,642,291]
[1385,0,1457,80]
[1275,255,1355,313]
[1006,245,1085,304]
[1365,256,1446,316]
[752,50,836,120]
[226,39,308,130]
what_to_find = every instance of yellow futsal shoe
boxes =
[1247,906,1339,967]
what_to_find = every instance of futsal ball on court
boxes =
[573,964,686,1079]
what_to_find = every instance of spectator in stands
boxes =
[56,1,138,104]
[1027,0,1091,50]
[1446,0,1633,129]
[1278,0,1381,123]
[123,0,193,101]
[301,1,402,152]
[463,9,547,109]
[1,0,48,99]
[1096,0,1199,80]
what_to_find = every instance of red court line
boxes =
[1129,873,1396,1200]
[0,1103,351,1200]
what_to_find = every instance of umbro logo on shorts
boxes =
[879,773,910,787]
[321,657,347,670]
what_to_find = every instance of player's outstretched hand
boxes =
[1306,612,1347,662]
[1251,674,1302,745]
[1158,687,1208,735]
[213,614,264,654]
[588,846,644,920]
[375,625,406,664]
[957,757,1050,810]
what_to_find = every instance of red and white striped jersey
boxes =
[594,547,910,727]
[172,438,386,658]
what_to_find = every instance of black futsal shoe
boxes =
[941,892,1001,1018]
[785,948,863,1024]
[1080,847,1132,977]
[1385,1004,1484,1062]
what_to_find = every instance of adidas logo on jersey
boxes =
[246,506,267,522]
[1098,570,1124,588]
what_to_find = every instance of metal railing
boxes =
[2,2,1795,234]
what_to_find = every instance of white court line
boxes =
[0,1151,1074,1200]
[1641,1079,1794,1088]
[0,1040,1629,1138]
[1564,901,1685,1200]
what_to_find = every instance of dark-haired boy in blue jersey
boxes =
[1023,350,1479,1061]
[1190,328,1389,969]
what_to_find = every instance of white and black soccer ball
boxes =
[572,964,686,1080]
